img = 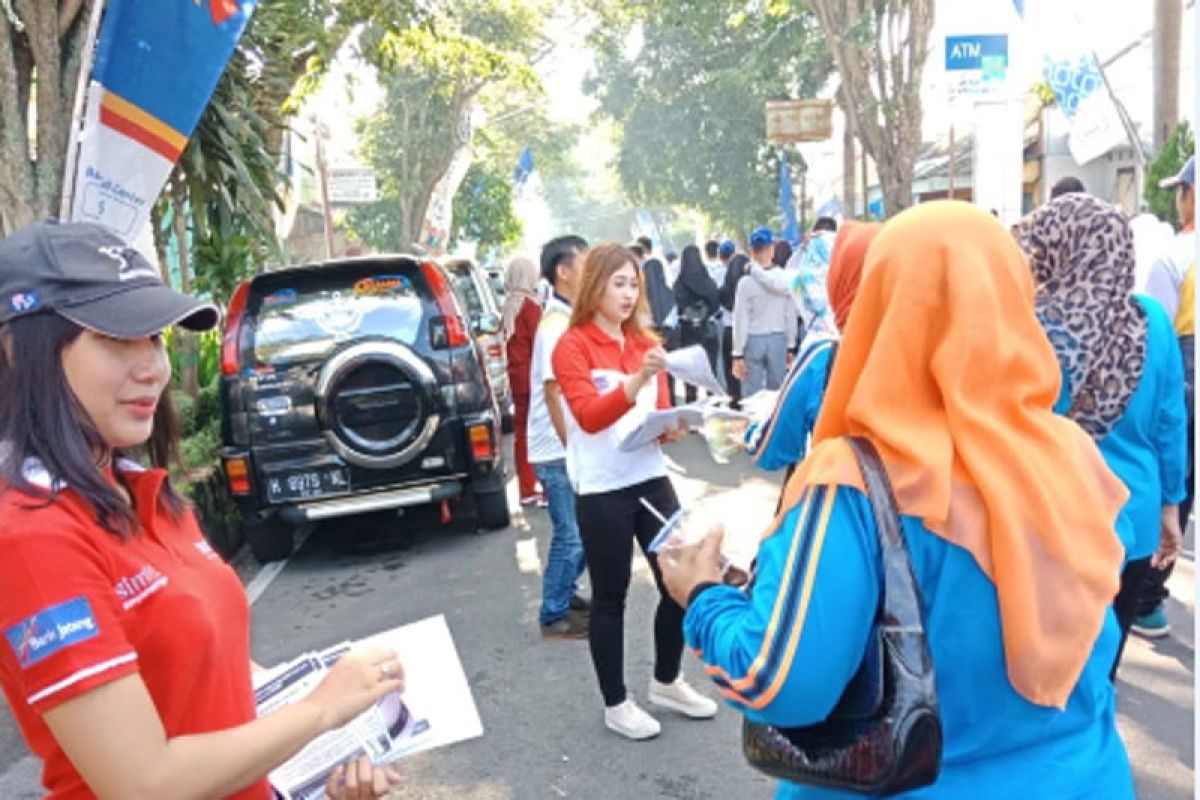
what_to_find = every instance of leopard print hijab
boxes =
[1014,193,1148,440]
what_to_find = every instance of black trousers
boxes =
[721,325,741,406]
[1111,556,1153,679]
[1139,335,1195,616]
[576,476,684,707]
[680,323,720,404]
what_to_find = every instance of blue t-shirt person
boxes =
[1052,296,1188,561]
[684,485,1134,800]
[747,339,835,470]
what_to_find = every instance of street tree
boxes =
[587,0,831,235]
[809,0,935,216]
[448,78,583,258]
[351,0,545,251]
[0,1,95,233]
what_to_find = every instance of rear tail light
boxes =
[224,456,251,495]
[221,280,252,376]
[467,423,495,462]
[421,262,469,348]
[485,341,504,362]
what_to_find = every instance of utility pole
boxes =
[313,119,335,259]
[1153,0,1182,151]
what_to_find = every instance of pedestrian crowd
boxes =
[0,153,1191,799]
[501,156,1194,798]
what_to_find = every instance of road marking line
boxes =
[246,525,313,606]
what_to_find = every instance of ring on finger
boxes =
[379,663,391,680]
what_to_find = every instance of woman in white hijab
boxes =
[502,256,544,503]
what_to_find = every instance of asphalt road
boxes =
[0,435,1193,798]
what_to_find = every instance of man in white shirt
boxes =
[530,234,590,639]
[731,227,798,394]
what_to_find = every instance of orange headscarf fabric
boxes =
[826,221,882,331]
[773,201,1127,709]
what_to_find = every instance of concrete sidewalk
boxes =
[1117,550,1195,799]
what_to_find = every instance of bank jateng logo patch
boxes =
[5,597,100,668]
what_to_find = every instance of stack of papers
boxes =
[254,615,482,800]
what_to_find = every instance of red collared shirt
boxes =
[551,321,670,494]
[0,462,271,800]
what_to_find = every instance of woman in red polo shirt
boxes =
[551,242,718,741]
[0,221,401,800]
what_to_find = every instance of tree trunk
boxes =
[839,87,857,217]
[1,1,94,235]
[812,0,934,218]
[1153,0,1182,151]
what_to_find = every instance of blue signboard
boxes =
[945,35,1008,72]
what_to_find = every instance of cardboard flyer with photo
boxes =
[255,615,482,800]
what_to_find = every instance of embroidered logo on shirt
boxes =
[5,597,100,668]
[113,565,168,610]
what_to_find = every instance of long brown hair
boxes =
[569,243,659,343]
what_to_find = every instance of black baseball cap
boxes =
[0,220,219,337]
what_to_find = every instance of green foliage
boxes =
[193,213,257,306]
[1145,121,1195,230]
[177,379,222,477]
[167,329,222,392]
[586,0,833,232]
[451,163,523,256]
[348,0,550,248]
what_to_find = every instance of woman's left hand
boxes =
[326,755,401,800]
[659,528,725,608]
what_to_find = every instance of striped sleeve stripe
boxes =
[27,653,138,705]
[700,484,816,689]
[751,340,831,464]
[708,485,837,709]
[701,484,825,693]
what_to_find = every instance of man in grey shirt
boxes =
[732,227,797,394]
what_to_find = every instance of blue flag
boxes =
[779,153,799,245]
[513,147,535,188]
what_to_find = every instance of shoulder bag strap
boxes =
[845,437,931,670]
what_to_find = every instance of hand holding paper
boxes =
[665,346,727,397]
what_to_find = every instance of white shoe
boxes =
[604,699,662,740]
[648,677,718,719]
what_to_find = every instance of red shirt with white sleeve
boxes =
[551,321,670,495]
[0,460,272,800]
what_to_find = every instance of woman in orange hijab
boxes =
[747,222,881,473]
[661,202,1132,798]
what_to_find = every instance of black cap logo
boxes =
[98,245,158,282]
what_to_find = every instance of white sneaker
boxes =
[648,677,718,719]
[604,699,662,740]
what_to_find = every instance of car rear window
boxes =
[248,266,429,367]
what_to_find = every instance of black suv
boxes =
[218,256,510,562]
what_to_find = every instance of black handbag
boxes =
[742,436,943,795]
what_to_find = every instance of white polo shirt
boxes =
[527,294,572,464]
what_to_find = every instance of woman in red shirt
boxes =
[0,221,401,800]
[502,256,543,504]
[551,243,718,741]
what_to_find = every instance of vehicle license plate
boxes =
[266,467,350,503]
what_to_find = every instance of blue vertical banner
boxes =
[778,153,799,245]
[513,147,535,189]
[70,0,257,240]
